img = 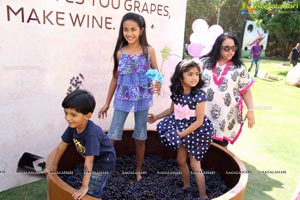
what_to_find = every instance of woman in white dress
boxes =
[200,32,255,147]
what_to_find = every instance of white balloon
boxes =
[192,19,209,33]
[200,45,213,57]
[190,32,209,45]
[208,24,224,39]
[206,35,217,46]
[190,32,202,44]
[205,25,224,46]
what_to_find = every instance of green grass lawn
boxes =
[0,178,47,200]
[0,58,299,200]
[231,58,300,200]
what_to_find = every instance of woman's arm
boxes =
[178,102,205,138]
[242,89,255,128]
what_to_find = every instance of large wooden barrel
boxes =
[47,129,247,200]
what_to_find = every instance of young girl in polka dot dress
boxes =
[148,60,213,200]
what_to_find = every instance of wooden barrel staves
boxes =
[47,129,248,200]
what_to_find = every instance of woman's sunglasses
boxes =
[222,45,238,52]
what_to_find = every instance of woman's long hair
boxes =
[170,60,204,96]
[201,32,244,69]
[112,12,149,77]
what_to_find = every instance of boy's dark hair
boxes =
[201,32,244,69]
[112,12,149,77]
[62,89,96,114]
[170,60,204,96]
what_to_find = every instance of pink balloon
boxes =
[187,43,204,58]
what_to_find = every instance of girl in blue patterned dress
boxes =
[148,60,213,200]
[98,12,160,181]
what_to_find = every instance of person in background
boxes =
[148,60,213,200]
[46,89,116,200]
[289,43,300,67]
[248,39,262,77]
[200,32,255,148]
[98,12,161,181]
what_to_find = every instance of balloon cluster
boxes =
[187,19,224,58]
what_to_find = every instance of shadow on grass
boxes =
[243,161,284,200]
[254,78,287,86]
[256,78,274,83]
[278,71,288,76]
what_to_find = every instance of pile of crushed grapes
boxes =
[60,155,229,199]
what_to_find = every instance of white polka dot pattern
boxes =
[157,90,214,161]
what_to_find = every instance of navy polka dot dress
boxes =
[157,90,214,161]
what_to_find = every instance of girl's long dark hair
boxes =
[112,12,149,77]
[170,60,204,96]
[201,32,244,69]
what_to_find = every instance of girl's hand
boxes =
[244,110,255,128]
[98,104,109,119]
[151,81,161,95]
[72,186,88,200]
[177,131,183,138]
[147,114,157,124]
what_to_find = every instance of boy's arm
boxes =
[72,155,94,200]
[46,141,68,173]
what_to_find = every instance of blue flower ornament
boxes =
[145,69,163,83]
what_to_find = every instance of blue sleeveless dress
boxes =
[113,49,153,112]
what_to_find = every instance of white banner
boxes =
[241,20,269,58]
[0,0,187,191]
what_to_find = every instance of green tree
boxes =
[185,0,250,49]
[249,0,300,58]
[184,0,219,44]
[217,0,250,39]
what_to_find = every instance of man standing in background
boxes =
[248,40,262,77]
[289,43,300,67]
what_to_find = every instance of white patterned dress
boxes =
[201,61,254,144]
